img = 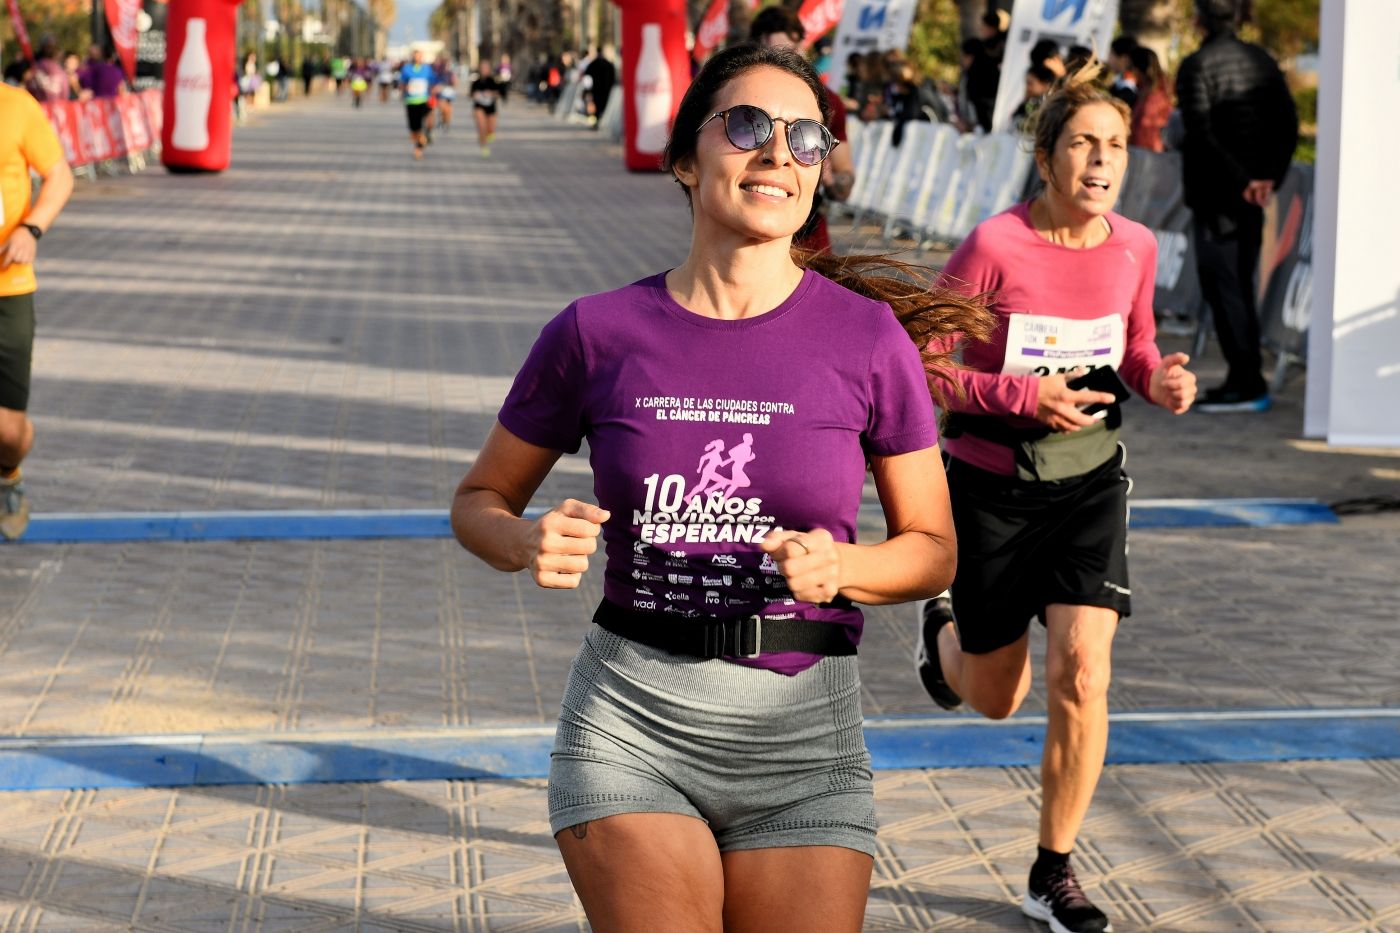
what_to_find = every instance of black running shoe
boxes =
[914,596,962,710]
[1022,862,1112,933]
[1194,385,1271,413]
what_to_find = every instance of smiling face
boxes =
[672,65,824,244]
[1037,101,1128,220]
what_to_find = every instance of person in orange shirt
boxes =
[0,82,74,539]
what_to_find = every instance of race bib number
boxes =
[473,92,494,107]
[406,78,428,97]
[1001,313,1125,377]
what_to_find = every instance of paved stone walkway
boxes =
[0,93,1397,931]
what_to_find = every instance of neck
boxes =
[667,223,804,320]
[1031,193,1108,249]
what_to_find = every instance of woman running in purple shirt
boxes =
[451,44,990,933]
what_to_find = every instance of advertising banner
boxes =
[1308,0,1400,445]
[692,0,729,63]
[135,0,169,90]
[797,0,844,50]
[993,0,1119,134]
[105,0,142,80]
[5,0,33,62]
[1114,149,1202,323]
[825,0,917,95]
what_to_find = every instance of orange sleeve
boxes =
[20,95,66,176]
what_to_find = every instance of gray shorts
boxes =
[548,625,877,856]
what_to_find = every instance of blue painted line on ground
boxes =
[7,499,1338,545]
[1,709,1395,792]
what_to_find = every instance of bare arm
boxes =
[450,421,609,586]
[761,446,955,605]
[0,159,73,269]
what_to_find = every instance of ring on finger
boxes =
[792,534,811,555]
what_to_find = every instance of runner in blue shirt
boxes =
[399,49,434,159]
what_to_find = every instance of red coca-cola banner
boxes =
[692,0,729,62]
[797,0,844,49]
[41,90,164,167]
[104,0,142,81]
[5,0,34,62]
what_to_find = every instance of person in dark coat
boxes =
[1176,0,1298,411]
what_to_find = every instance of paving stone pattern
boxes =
[0,95,1397,930]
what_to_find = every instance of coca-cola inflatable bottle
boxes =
[616,0,687,171]
[162,0,243,172]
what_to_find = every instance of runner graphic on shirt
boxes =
[686,432,756,502]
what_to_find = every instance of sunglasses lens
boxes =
[725,105,773,150]
[788,120,831,166]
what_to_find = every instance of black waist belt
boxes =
[592,599,857,660]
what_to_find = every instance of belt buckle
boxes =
[701,615,763,660]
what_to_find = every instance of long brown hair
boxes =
[798,250,995,408]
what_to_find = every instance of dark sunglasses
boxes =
[696,104,838,167]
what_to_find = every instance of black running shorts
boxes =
[0,292,35,412]
[405,102,429,132]
[946,445,1132,655]
[473,102,497,116]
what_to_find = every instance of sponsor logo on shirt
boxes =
[710,554,738,566]
[700,575,733,587]
[667,573,694,585]
[664,591,691,602]
[633,599,657,610]
[632,570,663,582]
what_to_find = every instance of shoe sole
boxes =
[1021,892,1113,933]
[1195,398,1271,413]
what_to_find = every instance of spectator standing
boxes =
[26,39,69,102]
[496,53,512,103]
[1107,36,1139,107]
[1177,0,1298,411]
[750,6,856,255]
[0,82,75,538]
[450,43,989,933]
[301,56,316,96]
[965,11,1006,132]
[581,47,615,128]
[62,51,83,100]
[79,46,127,99]
[1128,46,1171,152]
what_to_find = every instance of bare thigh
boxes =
[555,812,724,933]
[722,845,873,933]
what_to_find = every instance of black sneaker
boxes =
[1195,385,1271,413]
[1023,862,1112,933]
[914,596,961,710]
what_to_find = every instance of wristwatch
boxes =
[21,223,42,241]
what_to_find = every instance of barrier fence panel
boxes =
[846,120,894,229]
[875,122,934,242]
[887,122,957,244]
[42,89,164,173]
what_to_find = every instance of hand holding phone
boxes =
[1067,366,1131,416]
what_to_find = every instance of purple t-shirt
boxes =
[498,268,939,675]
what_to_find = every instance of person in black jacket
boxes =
[1177,0,1298,411]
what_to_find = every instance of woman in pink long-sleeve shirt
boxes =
[914,62,1196,933]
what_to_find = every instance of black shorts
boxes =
[405,102,429,132]
[474,103,497,116]
[0,292,36,411]
[947,446,1131,655]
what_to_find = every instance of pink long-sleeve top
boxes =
[938,201,1163,476]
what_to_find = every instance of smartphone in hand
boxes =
[1067,366,1132,416]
